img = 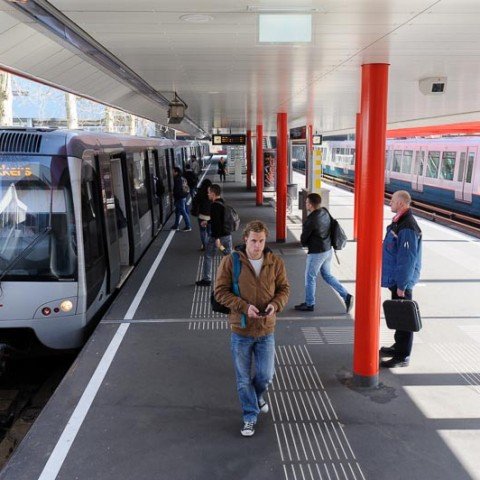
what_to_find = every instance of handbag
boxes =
[210,291,230,314]
[210,252,246,327]
[383,299,422,332]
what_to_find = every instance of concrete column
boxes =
[353,63,389,387]
[276,113,288,242]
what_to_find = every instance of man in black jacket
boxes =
[183,163,198,199]
[170,167,192,231]
[196,184,232,286]
[294,193,353,313]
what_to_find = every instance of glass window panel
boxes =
[393,150,402,172]
[457,152,466,182]
[426,151,440,178]
[466,153,475,183]
[440,151,456,180]
[414,151,425,175]
[133,152,149,218]
[401,150,413,173]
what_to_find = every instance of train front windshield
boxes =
[0,155,77,280]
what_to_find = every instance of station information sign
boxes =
[289,126,306,140]
[212,134,246,145]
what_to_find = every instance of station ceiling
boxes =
[1,0,480,138]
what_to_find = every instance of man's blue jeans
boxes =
[230,333,275,423]
[173,198,191,229]
[201,234,232,281]
[198,219,210,248]
[305,249,348,306]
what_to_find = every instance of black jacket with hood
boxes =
[300,207,332,253]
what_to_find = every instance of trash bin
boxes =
[298,188,309,223]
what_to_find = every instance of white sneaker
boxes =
[259,401,269,414]
[240,421,255,437]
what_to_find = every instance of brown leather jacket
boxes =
[214,246,290,337]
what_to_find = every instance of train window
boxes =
[466,152,475,183]
[0,155,77,280]
[440,151,456,181]
[393,150,402,172]
[414,151,425,175]
[457,152,466,182]
[133,152,149,218]
[426,151,440,178]
[401,150,413,174]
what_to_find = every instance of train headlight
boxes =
[60,300,74,313]
[42,307,51,316]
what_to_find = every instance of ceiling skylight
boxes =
[258,14,312,43]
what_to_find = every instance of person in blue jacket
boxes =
[380,190,422,368]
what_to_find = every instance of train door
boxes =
[97,153,121,293]
[165,148,175,207]
[146,149,160,233]
[109,155,132,284]
[455,147,475,202]
[156,148,171,222]
[412,148,425,192]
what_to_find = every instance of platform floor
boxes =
[2,163,480,480]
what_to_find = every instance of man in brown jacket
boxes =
[215,220,290,437]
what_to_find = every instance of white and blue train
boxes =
[0,128,208,349]
[319,136,480,219]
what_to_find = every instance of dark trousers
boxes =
[390,286,413,358]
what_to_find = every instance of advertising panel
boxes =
[263,149,276,191]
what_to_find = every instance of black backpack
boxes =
[327,210,347,250]
[222,204,240,235]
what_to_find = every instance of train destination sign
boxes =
[212,134,246,145]
[290,126,306,140]
[0,164,33,177]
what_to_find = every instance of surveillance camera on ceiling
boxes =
[419,77,447,95]
[167,103,185,124]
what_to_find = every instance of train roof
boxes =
[325,136,480,146]
[0,128,201,158]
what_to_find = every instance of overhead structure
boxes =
[1,1,480,136]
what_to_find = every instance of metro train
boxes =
[0,128,208,350]
[315,136,480,219]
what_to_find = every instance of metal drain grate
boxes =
[188,321,229,330]
[301,327,324,344]
[269,345,365,480]
[301,326,423,346]
[431,342,480,392]
[459,325,480,345]
[190,255,227,319]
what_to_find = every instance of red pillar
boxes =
[246,129,252,190]
[306,125,313,190]
[353,113,362,240]
[353,63,389,387]
[276,113,288,242]
[256,125,263,206]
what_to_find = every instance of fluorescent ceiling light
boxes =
[180,14,214,23]
[259,14,312,43]
[248,5,322,12]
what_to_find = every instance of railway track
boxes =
[293,169,480,238]
[0,352,75,469]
